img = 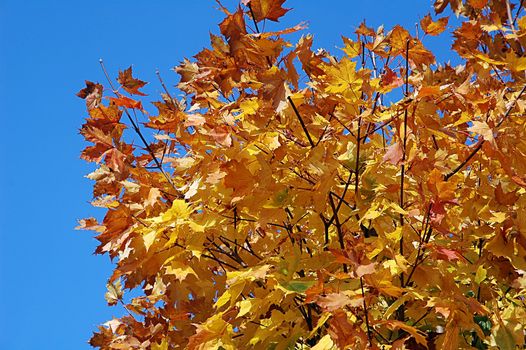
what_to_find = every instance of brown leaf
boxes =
[467,0,487,9]
[219,8,247,41]
[495,184,518,205]
[434,246,463,261]
[383,142,403,165]
[117,66,148,96]
[316,293,362,312]
[209,126,232,147]
[512,175,526,188]
[418,85,442,97]
[382,320,427,347]
[380,67,404,90]
[355,262,376,278]
[434,0,463,15]
[77,80,103,109]
[75,217,104,231]
[328,310,369,349]
[184,114,206,127]
[80,125,113,147]
[243,0,290,22]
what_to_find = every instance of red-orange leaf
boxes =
[117,66,147,96]
[109,96,143,110]
[434,246,463,261]
[219,8,247,40]
[77,80,103,109]
[380,67,404,90]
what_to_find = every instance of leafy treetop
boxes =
[78,0,526,349]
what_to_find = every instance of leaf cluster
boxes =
[78,0,526,349]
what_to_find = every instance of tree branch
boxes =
[99,59,177,192]
[288,96,315,148]
[360,276,373,347]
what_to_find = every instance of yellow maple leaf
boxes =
[323,58,363,94]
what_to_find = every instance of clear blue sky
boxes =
[0,1,455,349]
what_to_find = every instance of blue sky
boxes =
[0,1,454,349]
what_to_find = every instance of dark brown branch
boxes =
[203,249,239,271]
[315,125,329,147]
[233,206,238,230]
[289,167,316,185]
[513,0,525,26]
[397,40,411,322]
[247,3,260,34]
[445,84,526,181]
[295,300,313,331]
[326,171,353,227]
[219,236,262,260]
[218,213,257,223]
[353,118,362,209]
[328,195,348,273]
[404,202,432,288]
[288,96,315,148]
[506,0,517,33]
[320,214,330,249]
[330,191,355,211]
[404,229,430,288]
[496,84,526,128]
[476,238,485,301]
[206,237,247,267]
[360,112,401,142]
[330,112,355,136]
[360,276,373,347]
[444,141,483,181]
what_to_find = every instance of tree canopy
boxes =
[78,0,526,348]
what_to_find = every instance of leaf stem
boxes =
[155,69,178,109]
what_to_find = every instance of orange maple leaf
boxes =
[242,0,290,22]
[117,66,148,96]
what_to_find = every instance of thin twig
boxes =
[155,69,178,109]
[99,59,177,191]
[506,0,517,33]
[288,96,315,148]
[513,0,525,25]
[444,83,526,181]
[444,141,484,181]
[360,276,373,347]
[397,40,411,322]
[326,171,353,227]
[328,195,348,273]
[354,117,362,210]
[331,112,355,137]
[404,203,432,288]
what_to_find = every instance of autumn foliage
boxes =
[78,0,526,348]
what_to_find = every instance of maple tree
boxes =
[77,0,526,348]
